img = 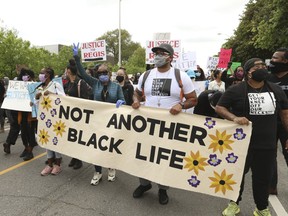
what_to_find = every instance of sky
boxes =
[0,0,249,70]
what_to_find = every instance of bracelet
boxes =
[179,101,185,109]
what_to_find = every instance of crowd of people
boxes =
[1,44,288,216]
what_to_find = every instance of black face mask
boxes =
[251,69,269,82]
[268,61,288,74]
[116,75,124,83]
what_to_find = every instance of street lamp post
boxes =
[118,0,121,67]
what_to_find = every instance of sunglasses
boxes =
[97,70,109,76]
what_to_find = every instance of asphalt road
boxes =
[0,122,287,216]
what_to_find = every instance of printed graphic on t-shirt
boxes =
[151,78,171,96]
[248,92,276,115]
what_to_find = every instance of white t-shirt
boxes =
[208,80,225,92]
[137,68,195,109]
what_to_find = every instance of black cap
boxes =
[152,43,174,56]
[243,58,262,73]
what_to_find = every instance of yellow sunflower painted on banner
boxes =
[209,169,236,195]
[41,96,52,111]
[208,130,234,153]
[184,151,208,175]
[38,129,50,145]
[53,120,66,137]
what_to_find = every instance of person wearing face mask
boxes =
[35,67,66,176]
[63,59,92,170]
[132,43,197,205]
[16,69,39,161]
[231,66,245,85]
[3,65,27,154]
[216,58,288,216]
[116,67,134,105]
[266,47,288,195]
[72,43,126,186]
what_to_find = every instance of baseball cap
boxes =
[186,69,196,78]
[152,43,174,56]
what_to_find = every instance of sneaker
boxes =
[107,168,116,182]
[51,165,62,175]
[23,152,34,161]
[158,189,169,205]
[3,143,11,154]
[253,208,271,216]
[41,165,53,176]
[91,172,102,185]
[222,201,240,216]
[133,184,152,198]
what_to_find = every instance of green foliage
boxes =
[0,25,146,79]
[223,0,288,64]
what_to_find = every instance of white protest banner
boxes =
[37,94,251,201]
[1,80,32,112]
[81,40,106,62]
[146,40,181,64]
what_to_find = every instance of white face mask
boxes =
[154,55,169,67]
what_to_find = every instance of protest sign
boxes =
[37,94,251,201]
[81,40,107,62]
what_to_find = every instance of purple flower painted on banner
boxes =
[55,98,61,105]
[233,128,246,140]
[226,153,238,163]
[40,112,46,120]
[52,137,58,145]
[188,175,200,187]
[204,117,216,129]
[208,154,222,166]
[50,108,57,117]
[46,119,52,128]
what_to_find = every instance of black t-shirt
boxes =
[267,73,288,97]
[217,81,288,149]
[64,78,91,99]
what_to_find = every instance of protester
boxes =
[35,67,65,176]
[73,43,125,186]
[2,65,26,154]
[231,66,245,85]
[131,43,197,205]
[221,61,235,89]
[267,47,288,195]
[0,78,5,133]
[17,68,38,161]
[216,58,288,216]
[208,69,225,92]
[64,59,92,169]
[116,67,134,105]
[195,65,206,81]
[193,90,223,118]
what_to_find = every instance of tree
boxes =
[97,29,142,66]
[223,0,288,63]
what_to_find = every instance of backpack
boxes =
[77,79,93,99]
[141,68,184,101]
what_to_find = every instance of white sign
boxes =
[1,80,32,112]
[206,56,219,71]
[174,51,197,71]
[81,40,107,62]
[145,40,181,64]
[37,94,252,201]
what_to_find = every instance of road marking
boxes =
[0,152,46,175]
[269,195,288,216]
